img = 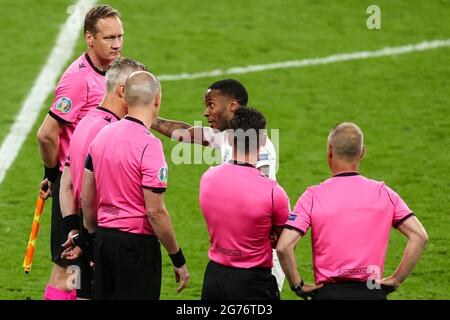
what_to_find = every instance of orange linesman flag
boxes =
[23,190,47,273]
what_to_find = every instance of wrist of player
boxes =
[290,279,304,292]
[72,232,96,262]
[169,248,186,268]
[62,214,80,236]
[390,275,401,287]
[44,164,60,183]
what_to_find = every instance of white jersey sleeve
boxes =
[205,128,278,180]
[203,127,226,149]
[256,137,277,180]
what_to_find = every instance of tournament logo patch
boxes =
[55,97,72,113]
[158,167,168,184]
[288,214,297,221]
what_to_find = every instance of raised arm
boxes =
[152,117,209,145]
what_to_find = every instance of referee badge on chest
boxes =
[158,167,168,184]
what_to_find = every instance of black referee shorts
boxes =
[94,227,162,300]
[75,219,95,299]
[201,260,280,300]
[312,281,387,300]
[51,175,94,298]
[50,172,68,267]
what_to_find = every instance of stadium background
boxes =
[0,0,449,299]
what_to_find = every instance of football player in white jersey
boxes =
[152,79,285,292]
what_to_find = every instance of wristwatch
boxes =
[290,280,304,292]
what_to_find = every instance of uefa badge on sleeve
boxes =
[158,167,168,185]
[55,97,72,113]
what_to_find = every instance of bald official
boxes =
[125,71,161,106]
[328,122,364,161]
[82,71,189,299]
[277,122,428,300]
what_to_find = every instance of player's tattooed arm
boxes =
[152,117,208,145]
[152,117,190,137]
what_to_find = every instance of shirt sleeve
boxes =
[84,153,93,172]
[203,127,224,149]
[141,139,168,192]
[49,70,87,124]
[271,184,290,227]
[384,184,414,228]
[285,188,314,235]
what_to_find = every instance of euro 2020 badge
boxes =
[56,97,72,113]
[159,167,168,184]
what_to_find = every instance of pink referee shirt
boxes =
[199,161,289,269]
[65,107,120,209]
[49,53,106,171]
[87,116,168,235]
[286,172,414,285]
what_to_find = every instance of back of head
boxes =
[208,79,248,106]
[229,107,266,154]
[105,57,148,93]
[125,71,161,107]
[328,122,364,162]
[84,5,121,36]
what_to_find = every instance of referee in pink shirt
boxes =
[37,5,124,299]
[58,58,148,299]
[276,122,428,300]
[82,71,189,299]
[199,107,289,300]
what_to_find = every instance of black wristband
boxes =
[44,165,60,183]
[62,214,80,236]
[291,280,304,292]
[169,248,186,268]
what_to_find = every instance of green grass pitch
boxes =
[0,0,449,299]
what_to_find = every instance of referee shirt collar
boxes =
[85,53,106,76]
[228,160,256,168]
[333,171,360,177]
[124,116,146,128]
[97,106,120,121]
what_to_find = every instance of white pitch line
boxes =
[0,0,96,184]
[159,39,450,81]
[1,35,450,184]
